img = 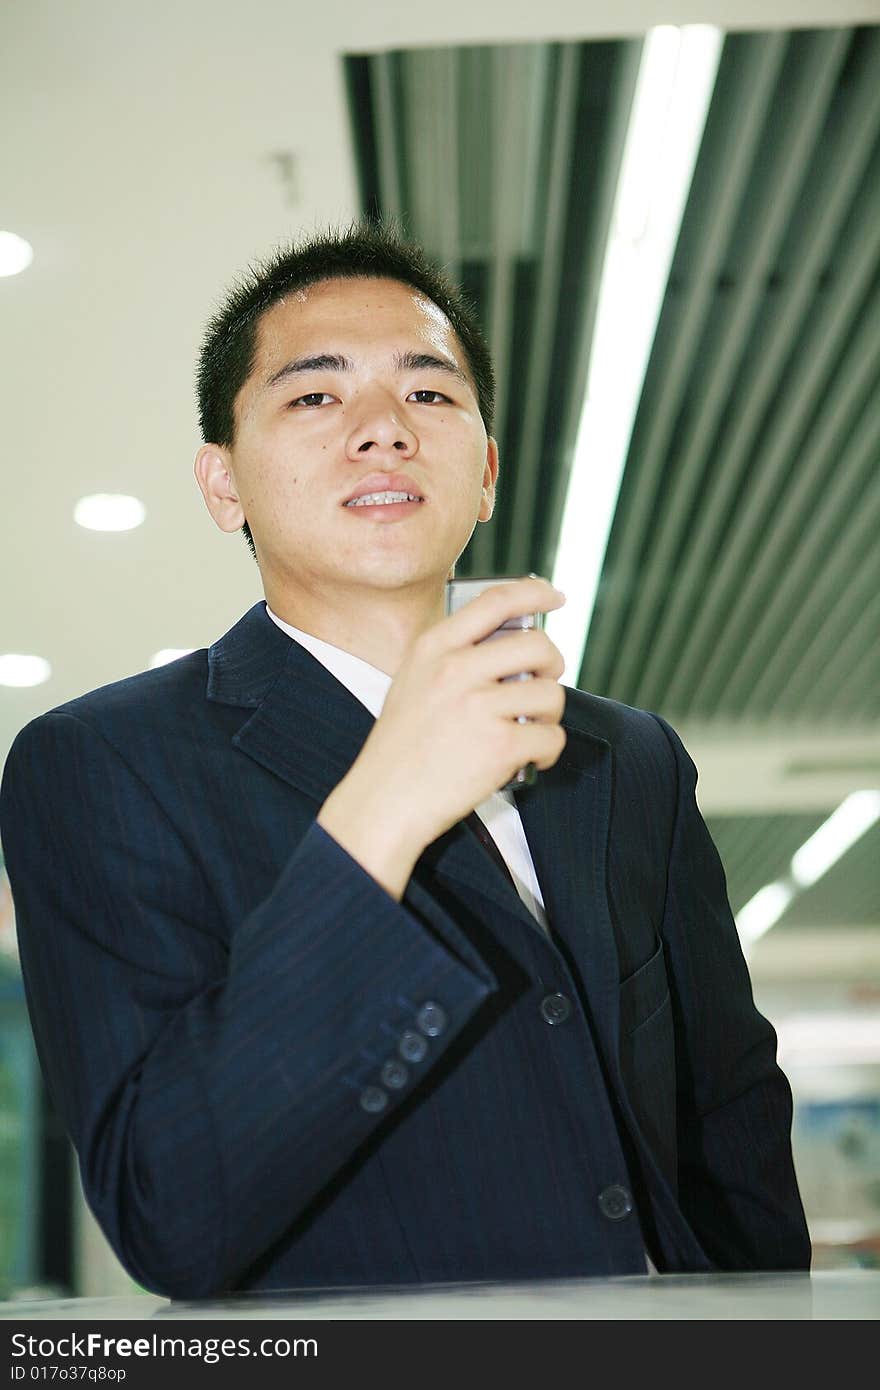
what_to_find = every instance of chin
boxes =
[362,568,440,591]
[349,554,446,589]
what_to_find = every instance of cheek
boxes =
[457,451,489,507]
[439,426,484,485]
[238,454,302,525]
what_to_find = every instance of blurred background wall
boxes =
[1,0,878,1297]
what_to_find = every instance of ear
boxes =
[194,444,247,534]
[478,436,499,522]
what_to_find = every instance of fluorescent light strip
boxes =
[736,789,880,949]
[736,880,795,947]
[790,790,880,888]
[776,1012,880,1066]
[547,25,723,684]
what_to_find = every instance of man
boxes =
[0,224,810,1299]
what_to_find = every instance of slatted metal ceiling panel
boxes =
[707,816,880,926]
[345,27,880,930]
[776,822,880,927]
[705,816,880,927]
[586,26,880,724]
[706,813,826,916]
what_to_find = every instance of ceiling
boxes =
[2,0,878,967]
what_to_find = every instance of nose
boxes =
[345,391,418,460]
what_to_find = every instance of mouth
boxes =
[342,472,426,507]
[343,489,426,515]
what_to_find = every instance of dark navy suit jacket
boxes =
[0,600,811,1298]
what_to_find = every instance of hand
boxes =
[318,577,567,890]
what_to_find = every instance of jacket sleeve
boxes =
[0,711,497,1298]
[650,712,811,1272]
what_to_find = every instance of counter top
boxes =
[2,1270,878,1319]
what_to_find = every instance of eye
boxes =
[289,392,335,408]
[407,389,451,405]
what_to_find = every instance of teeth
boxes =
[346,491,422,507]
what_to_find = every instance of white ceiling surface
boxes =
[3,0,879,794]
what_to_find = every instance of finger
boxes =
[486,677,567,723]
[468,628,566,682]
[434,577,565,652]
[505,720,568,773]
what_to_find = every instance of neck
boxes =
[263,576,449,676]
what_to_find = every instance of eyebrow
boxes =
[264,349,469,392]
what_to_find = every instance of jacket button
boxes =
[381,1059,409,1090]
[598,1185,634,1221]
[359,1086,388,1114]
[416,1001,447,1037]
[398,1029,428,1063]
[540,992,572,1025]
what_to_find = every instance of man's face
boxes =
[200,276,497,597]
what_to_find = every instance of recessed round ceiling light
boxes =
[0,231,34,277]
[74,494,146,531]
[0,654,51,688]
[150,649,195,669]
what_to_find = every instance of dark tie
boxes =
[464,811,517,890]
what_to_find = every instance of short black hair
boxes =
[196,221,496,564]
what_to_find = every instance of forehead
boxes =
[253,276,462,372]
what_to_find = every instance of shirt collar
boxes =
[264,602,392,720]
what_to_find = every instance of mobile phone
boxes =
[444,574,544,791]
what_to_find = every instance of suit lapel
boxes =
[242,667,537,931]
[223,631,377,805]
[207,602,621,1060]
[207,603,514,888]
[515,711,621,1064]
